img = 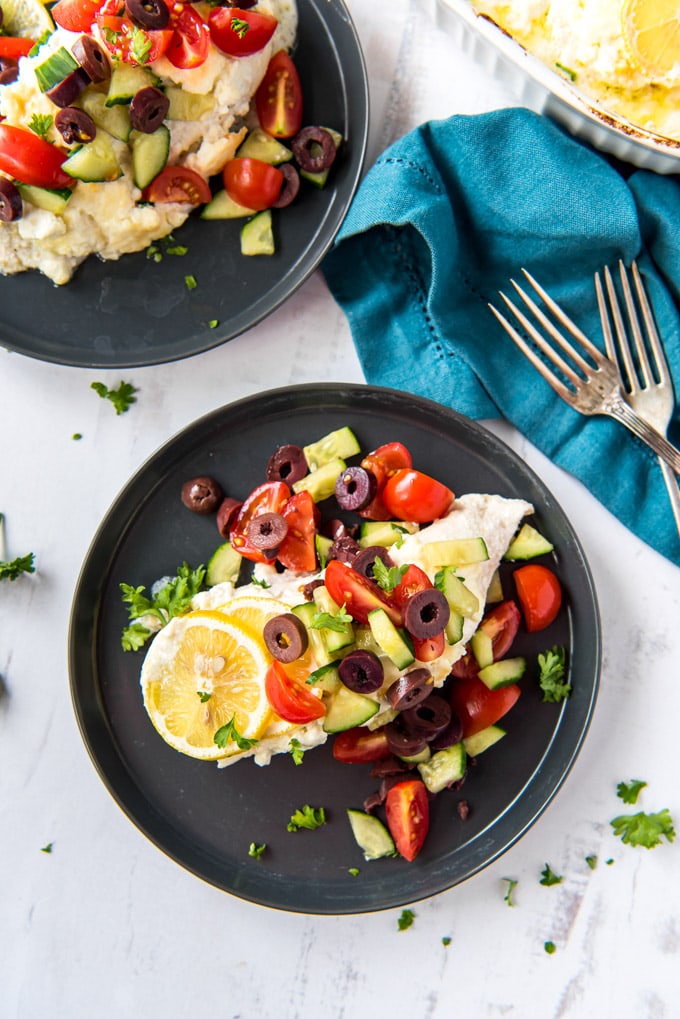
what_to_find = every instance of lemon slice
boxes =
[1,0,54,38]
[622,0,680,82]
[140,610,273,760]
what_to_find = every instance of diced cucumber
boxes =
[421,538,489,571]
[315,533,332,568]
[241,209,274,256]
[292,458,346,502]
[445,610,464,645]
[478,656,526,690]
[486,569,504,604]
[435,566,480,619]
[463,725,506,757]
[200,189,256,220]
[303,426,360,472]
[398,745,432,765]
[165,86,215,121]
[504,523,554,561]
[357,520,416,548]
[312,585,354,654]
[347,809,396,861]
[61,133,121,182]
[323,685,379,733]
[78,90,131,142]
[17,184,72,214]
[106,63,159,106]
[417,743,467,794]
[292,601,332,668]
[306,661,342,694]
[299,127,343,188]
[206,541,242,587]
[367,608,415,670]
[237,127,293,164]
[35,46,78,92]
[471,629,493,668]
[130,124,169,190]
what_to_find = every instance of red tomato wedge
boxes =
[381,468,454,523]
[223,157,283,211]
[448,675,521,738]
[229,481,290,563]
[0,125,71,189]
[392,564,432,609]
[514,564,562,632]
[52,0,103,32]
[264,660,325,725]
[255,50,303,139]
[324,559,402,627]
[208,7,277,57]
[0,37,35,58]
[450,600,521,679]
[95,0,173,63]
[358,441,412,520]
[143,166,211,204]
[385,779,430,862]
[413,631,446,662]
[165,6,210,69]
[277,490,319,572]
[332,726,391,764]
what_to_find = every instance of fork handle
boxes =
[611,400,680,475]
[659,458,680,542]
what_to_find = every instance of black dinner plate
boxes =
[68,384,600,914]
[0,1,369,369]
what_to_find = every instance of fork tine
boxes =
[618,260,654,387]
[488,301,575,405]
[507,279,594,381]
[496,289,584,391]
[601,265,638,391]
[630,260,673,387]
[520,269,609,368]
[594,271,616,362]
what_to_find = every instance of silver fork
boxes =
[489,271,680,474]
[595,261,680,536]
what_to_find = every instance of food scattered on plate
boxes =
[121,425,569,863]
[0,0,342,283]
[470,0,680,142]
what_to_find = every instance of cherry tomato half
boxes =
[514,564,562,632]
[392,564,432,609]
[143,166,211,204]
[255,50,303,139]
[277,490,319,572]
[0,37,36,58]
[381,468,454,523]
[332,726,391,764]
[223,157,283,211]
[385,779,430,862]
[95,0,173,63]
[208,7,277,57]
[165,6,210,69]
[0,124,71,189]
[229,481,290,563]
[357,441,413,520]
[449,675,521,738]
[52,0,103,32]
[451,600,521,680]
[324,559,402,627]
[265,660,325,725]
[413,631,446,662]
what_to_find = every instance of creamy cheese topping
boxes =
[0,0,297,284]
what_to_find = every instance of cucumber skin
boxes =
[323,685,379,733]
[347,810,396,861]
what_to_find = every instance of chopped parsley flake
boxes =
[616,779,647,804]
[248,842,266,859]
[348,867,360,877]
[311,606,352,631]
[442,936,452,947]
[585,854,597,870]
[544,940,557,954]
[373,557,408,592]
[130,26,151,63]
[197,691,212,703]
[288,738,305,765]
[232,16,249,38]
[208,319,219,329]
[91,380,138,415]
[184,274,197,290]
[40,842,53,854]
[0,552,35,581]
[397,909,415,932]
[287,805,326,832]
[72,432,82,441]
[502,877,518,906]
[539,863,563,886]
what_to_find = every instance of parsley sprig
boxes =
[372,557,408,592]
[91,380,138,415]
[0,551,35,581]
[311,605,353,632]
[287,805,326,832]
[537,645,571,702]
[214,716,258,752]
[610,779,675,849]
[27,113,53,139]
[119,562,206,650]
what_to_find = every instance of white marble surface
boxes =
[2,1,680,1016]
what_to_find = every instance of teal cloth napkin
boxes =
[322,108,680,567]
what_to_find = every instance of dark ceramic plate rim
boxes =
[0,0,369,369]
[68,384,600,914]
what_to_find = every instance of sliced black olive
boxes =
[0,59,19,85]
[55,107,97,145]
[0,179,22,222]
[263,613,309,663]
[181,475,223,514]
[72,35,111,83]
[385,719,428,759]
[292,125,337,173]
[386,667,433,711]
[403,588,450,639]
[334,466,376,511]
[338,649,384,694]
[216,497,242,538]
[302,578,324,602]
[401,694,452,741]
[272,163,300,209]
[327,534,360,564]
[130,86,169,134]
[322,518,351,540]
[125,0,169,29]
[46,68,90,108]
[429,711,464,750]
[352,545,393,580]
[247,511,288,551]
[266,443,308,485]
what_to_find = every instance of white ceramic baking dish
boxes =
[433,0,680,174]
